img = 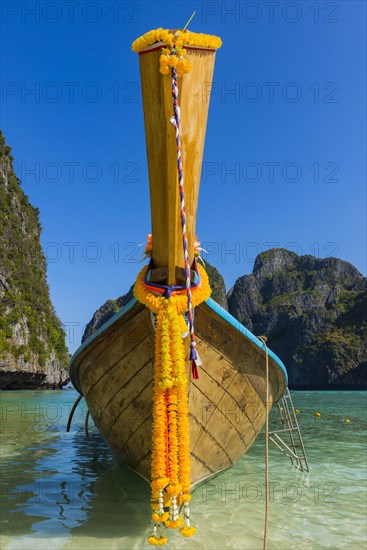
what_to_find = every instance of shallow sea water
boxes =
[0,390,366,549]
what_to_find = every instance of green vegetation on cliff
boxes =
[227,249,367,389]
[0,130,69,388]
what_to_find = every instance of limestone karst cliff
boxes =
[0,131,69,389]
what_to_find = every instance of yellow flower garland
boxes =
[134,263,210,314]
[133,263,211,544]
[132,28,222,53]
[159,49,192,77]
[132,29,222,77]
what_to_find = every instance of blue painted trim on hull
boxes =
[205,297,288,384]
[69,296,288,386]
[69,298,137,368]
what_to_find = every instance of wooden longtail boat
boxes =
[70,297,287,485]
[69,27,287,522]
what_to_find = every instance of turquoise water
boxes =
[0,391,366,549]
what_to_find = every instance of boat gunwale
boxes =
[69,295,288,394]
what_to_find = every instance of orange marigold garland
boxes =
[132,29,221,78]
[132,28,222,53]
[134,263,211,544]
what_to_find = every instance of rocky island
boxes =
[228,249,366,389]
[0,131,69,389]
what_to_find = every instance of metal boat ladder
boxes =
[267,387,309,472]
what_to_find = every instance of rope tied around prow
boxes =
[170,64,200,380]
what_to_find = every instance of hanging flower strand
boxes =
[159,46,192,77]
[134,264,211,545]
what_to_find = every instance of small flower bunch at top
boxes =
[193,236,207,265]
[145,234,153,257]
[159,46,192,77]
[193,237,201,258]
[132,28,222,53]
[132,28,222,78]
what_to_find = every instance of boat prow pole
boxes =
[138,42,217,284]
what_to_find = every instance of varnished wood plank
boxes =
[190,452,215,483]
[190,372,257,443]
[192,338,265,432]
[106,380,153,441]
[107,414,153,470]
[84,335,153,416]
[189,412,233,464]
[78,309,152,395]
[71,302,146,393]
[195,302,284,403]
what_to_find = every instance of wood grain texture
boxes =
[70,300,286,486]
[139,47,216,284]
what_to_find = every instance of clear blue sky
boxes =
[1,1,366,353]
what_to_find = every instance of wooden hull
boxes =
[70,298,287,487]
[139,44,216,284]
